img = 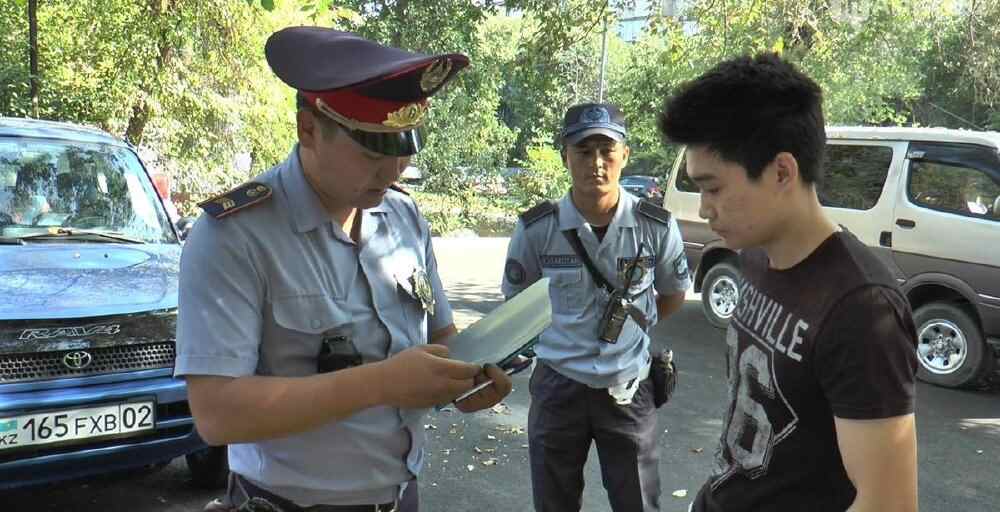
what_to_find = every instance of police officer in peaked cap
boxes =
[175,26,513,512]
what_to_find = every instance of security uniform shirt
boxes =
[502,189,692,388]
[175,146,452,506]
[694,231,918,512]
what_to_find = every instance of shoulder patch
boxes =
[519,200,556,226]
[390,183,410,196]
[637,201,671,225]
[198,182,272,219]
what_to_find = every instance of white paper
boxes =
[446,278,552,365]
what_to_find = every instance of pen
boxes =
[452,366,519,404]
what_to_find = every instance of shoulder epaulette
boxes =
[198,182,272,219]
[390,184,410,196]
[637,200,671,225]
[519,200,557,226]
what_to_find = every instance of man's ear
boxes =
[297,110,317,150]
[621,144,631,167]
[772,152,800,189]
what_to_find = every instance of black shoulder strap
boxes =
[561,229,615,294]
[637,201,671,224]
[520,200,557,226]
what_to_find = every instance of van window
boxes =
[819,144,893,210]
[675,155,700,192]
[909,160,1000,221]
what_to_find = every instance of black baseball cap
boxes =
[560,103,627,145]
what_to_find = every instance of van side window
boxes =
[675,155,699,192]
[819,144,893,210]
[909,161,1000,221]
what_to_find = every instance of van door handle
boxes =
[896,218,916,229]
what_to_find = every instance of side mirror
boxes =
[176,217,195,241]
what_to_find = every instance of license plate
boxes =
[0,401,155,451]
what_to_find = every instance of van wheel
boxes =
[914,303,992,388]
[186,445,228,489]
[701,262,741,329]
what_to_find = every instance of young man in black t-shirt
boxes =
[658,54,919,512]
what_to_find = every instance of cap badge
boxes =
[420,58,453,92]
[582,106,610,123]
[383,102,428,129]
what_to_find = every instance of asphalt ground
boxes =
[7,237,998,512]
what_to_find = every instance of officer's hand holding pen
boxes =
[373,344,485,409]
[452,363,515,413]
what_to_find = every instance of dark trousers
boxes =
[224,472,419,512]
[528,363,661,512]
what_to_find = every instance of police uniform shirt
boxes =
[174,146,452,506]
[502,189,692,388]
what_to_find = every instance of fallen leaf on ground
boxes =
[672,490,688,498]
[487,434,497,440]
[691,448,704,454]
[482,458,499,466]
[467,465,475,471]
[491,403,511,414]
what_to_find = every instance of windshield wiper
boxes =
[1,228,145,244]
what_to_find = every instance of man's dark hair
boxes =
[296,92,340,138]
[658,53,826,184]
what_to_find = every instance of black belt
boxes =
[235,474,397,512]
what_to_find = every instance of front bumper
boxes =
[0,369,205,490]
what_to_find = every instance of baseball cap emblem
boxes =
[420,58,453,92]
[582,106,610,123]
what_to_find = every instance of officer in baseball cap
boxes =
[503,101,691,512]
[177,27,512,512]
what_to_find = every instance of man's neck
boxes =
[571,186,620,227]
[299,148,356,233]
[761,198,838,270]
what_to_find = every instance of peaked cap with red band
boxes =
[265,26,469,156]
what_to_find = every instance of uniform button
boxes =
[311,319,321,329]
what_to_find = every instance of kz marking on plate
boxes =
[0,401,155,451]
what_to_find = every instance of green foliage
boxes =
[3,0,998,232]
[508,137,572,210]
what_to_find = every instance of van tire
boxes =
[186,445,228,489]
[913,303,992,388]
[701,262,741,330]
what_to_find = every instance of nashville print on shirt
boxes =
[711,277,807,488]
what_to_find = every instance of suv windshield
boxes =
[0,137,175,243]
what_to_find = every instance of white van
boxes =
[663,126,1000,388]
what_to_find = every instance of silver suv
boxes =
[664,126,1000,388]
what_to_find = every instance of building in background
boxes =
[617,0,691,42]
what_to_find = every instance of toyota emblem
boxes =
[63,351,93,370]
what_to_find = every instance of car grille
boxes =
[0,342,175,384]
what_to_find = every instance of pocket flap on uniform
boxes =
[272,295,349,334]
[547,268,583,287]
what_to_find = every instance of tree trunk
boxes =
[124,0,177,144]
[28,0,38,118]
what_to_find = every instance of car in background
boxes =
[621,175,663,203]
[0,117,225,490]
[663,126,1000,388]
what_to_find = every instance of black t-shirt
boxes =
[694,231,918,512]
[592,223,609,243]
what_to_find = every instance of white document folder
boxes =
[446,277,552,366]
